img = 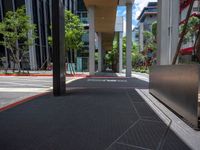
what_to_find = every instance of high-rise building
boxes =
[0,0,52,70]
[137,2,158,52]
[0,0,89,71]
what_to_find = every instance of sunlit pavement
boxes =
[0,76,78,109]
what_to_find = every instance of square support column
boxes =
[126,3,132,77]
[139,23,144,52]
[52,0,66,96]
[157,0,179,65]
[98,32,102,72]
[88,6,95,75]
[119,32,123,73]
[25,0,37,70]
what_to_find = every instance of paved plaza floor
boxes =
[0,75,198,150]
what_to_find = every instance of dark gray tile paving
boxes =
[127,90,145,102]
[161,130,191,150]
[67,78,148,89]
[134,102,162,121]
[118,120,168,150]
[108,143,144,150]
[0,89,138,150]
[0,77,192,150]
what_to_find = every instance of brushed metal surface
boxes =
[149,65,200,129]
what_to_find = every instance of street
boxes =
[0,76,75,109]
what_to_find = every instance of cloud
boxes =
[134,0,157,18]
[117,0,157,27]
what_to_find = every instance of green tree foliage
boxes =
[65,10,85,51]
[180,16,200,43]
[122,37,144,68]
[143,31,156,51]
[105,39,118,71]
[151,21,157,39]
[132,42,145,68]
[0,6,36,72]
[48,10,85,53]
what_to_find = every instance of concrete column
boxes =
[119,32,123,73]
[43,0,50,65]
[157,0,179,65]
[170,0,179,64]
[139,23,144,52]
[98,32,102,72]
[88,6,95,75]
[36,0,43,67]
[52,0,66,96]
[25,0,37,70]
[126,3,132,77]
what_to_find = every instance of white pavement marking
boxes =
[117,72,149,82]
[66,77,82,84]
[87,79,127,82]
[0,88,50,93]
[50,77,82,89]
[0,81,50,88]
[132,74,149,82]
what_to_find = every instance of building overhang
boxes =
[84,0,135,51]
[84,0,118,50]
[118,0,135,5]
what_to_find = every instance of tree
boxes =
[143,31,156,51]
[179,16,200,62]
[65,10,85,53]
[122,36,144,69]
[0,6,36,72]
[105,38,118,72]
[180,16,200,43]
[48,10,85,63]
[152,21,157,40]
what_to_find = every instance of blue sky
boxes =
[117,0,157,28]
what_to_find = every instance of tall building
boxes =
[75,0,89,72]
[0,0,88,71]
[0,0,52,70]
[137,2,158,52]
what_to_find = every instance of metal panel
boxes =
[149,65,200,129]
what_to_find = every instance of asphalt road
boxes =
[0,76,75,109]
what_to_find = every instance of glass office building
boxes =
[0,0,88,70]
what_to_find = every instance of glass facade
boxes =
[0,0,53,69]
[0,0,88,70]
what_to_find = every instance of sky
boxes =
[117,0,157,30]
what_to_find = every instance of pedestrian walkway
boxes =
[0,76,195,150]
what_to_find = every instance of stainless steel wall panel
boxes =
[149,65,200,129]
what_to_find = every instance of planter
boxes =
[149,64,200,129]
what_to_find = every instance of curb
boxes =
[0,92,50,112]
[0,74,125,78]
[0,74,87,77]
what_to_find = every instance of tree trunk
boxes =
[195,29,200,62]
[13,61,16,73]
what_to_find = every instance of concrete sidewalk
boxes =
[0,77,197,150]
